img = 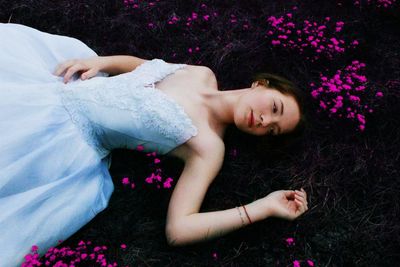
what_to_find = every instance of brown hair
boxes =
[224,72,308,156]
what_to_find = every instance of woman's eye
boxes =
[273,102,277,113]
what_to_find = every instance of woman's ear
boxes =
[251,79,270,88]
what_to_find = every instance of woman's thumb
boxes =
[285,190,295,197]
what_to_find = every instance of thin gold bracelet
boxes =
[236,206,246,227]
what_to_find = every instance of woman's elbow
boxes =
[165,224,183,247]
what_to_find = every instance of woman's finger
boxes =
[295,192,307,204]
[295,195,307,209]
[54,59,77,76]
[295,199,305,213]
[81,68,97,80]
[64,64,83,83]
[295,191,307,204]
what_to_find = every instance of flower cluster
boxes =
[310,60,383,131]
[143,150,174,189]
[266,12,359,62]
[21,240,124,267]
[120,145,174,190]
[354,0,397,8]
[285,237,315,267]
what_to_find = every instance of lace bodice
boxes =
[54,58,199,158]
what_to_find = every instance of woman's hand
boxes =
[53,56,105,84]
[259,188,308,221]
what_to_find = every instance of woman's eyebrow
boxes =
[280,99,284,116]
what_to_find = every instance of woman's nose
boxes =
[260,114,270,127]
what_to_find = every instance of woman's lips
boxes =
[248,110,253,127]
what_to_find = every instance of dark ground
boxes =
[1,0,399,266]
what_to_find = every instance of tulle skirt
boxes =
[0,23,113,266]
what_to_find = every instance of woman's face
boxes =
[235,81,301,136]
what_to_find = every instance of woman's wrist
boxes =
[245,199,271,222]
[96,55,148,75]
[97,56,112,73]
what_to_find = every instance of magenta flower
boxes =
[310,61,383,132]
[122,177,130,185]
[285,237,295,246]
[163,177,174,188]
[266,12,358,61]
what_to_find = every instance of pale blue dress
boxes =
[0,23,198,267]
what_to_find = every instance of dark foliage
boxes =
[1,0,399,266]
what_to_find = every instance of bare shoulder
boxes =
[169,62,217,88]
[190,65,217,82]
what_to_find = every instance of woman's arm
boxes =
[98,55,149,75]
[167,199,268,246]
[165,139,308,247]
[165,138,269,247]
[53,55,149,83]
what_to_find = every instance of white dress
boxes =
[0,23,198,267]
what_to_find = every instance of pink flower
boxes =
[145,174,154,184]
[163,177,174,188]
[349,95,361,102]
[154,158,160,164]
[330,38,339,45]
[343,84,352,90]
[122,177,130,185]
[271,40,281,45]
[357,114,366,124]
[336,21,345,27]
[376,91,383,97]
[286,22,295,28]
[121,244,127,249]
[307,259,315,266]
[154,174,162,182]
[136,145,144,151]
[286,237,295,245]
[293,260,300,267]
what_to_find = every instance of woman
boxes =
[0,22,308,265]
